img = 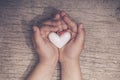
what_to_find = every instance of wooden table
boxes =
[0,0,120,80]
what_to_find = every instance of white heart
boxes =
[48,32,71,48]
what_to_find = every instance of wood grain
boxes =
[0,0,120,80]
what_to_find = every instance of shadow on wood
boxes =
[21,7,60,80]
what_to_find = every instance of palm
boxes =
[59,32,82,60]
[58,11,85,61]
[33,26,59,62]
[41,39,58,58]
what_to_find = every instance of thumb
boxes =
[75,24,85,46]
[33,26,43,46]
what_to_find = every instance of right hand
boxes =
[32,25,59,64]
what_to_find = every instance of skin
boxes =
[28,11,85,80]
[59,11,85,80]
[27,15,60,80]
[57,11,85,60]
[28,26,59,80]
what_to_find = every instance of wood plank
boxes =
[0,0,120,80]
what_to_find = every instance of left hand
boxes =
[58,11,85,62]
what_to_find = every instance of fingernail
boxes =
[60,11,66,17]
[55,14,60,19]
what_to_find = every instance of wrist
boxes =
[59,53,80,63]
[38,56,58,67]
[60,56,80,64]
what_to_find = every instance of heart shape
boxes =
[48,32,71,48]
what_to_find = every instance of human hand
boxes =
[33,11,85,63]
[31,11,85,80]
[29,17,61,80]
[58,11,85,62]
[32,22,59,64]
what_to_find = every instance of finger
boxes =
[33,26,43,46]
[53,14,62,31]
[61,20,68,30]
[42,20,61,27]
[42,13,60,26]
[66,29,76,41]
[58,22,64,31]
[40,26,59,36]
[54,13,63,31]
[59,11,68,30]
[59,10,66,17]
[53,13,60,20]
[75,24,85,46]
[53,20,63,31]
[60,11,77,32]
[63,16,77,32]
[40,26,59,32]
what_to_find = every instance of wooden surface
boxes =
[0,0,120,80]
